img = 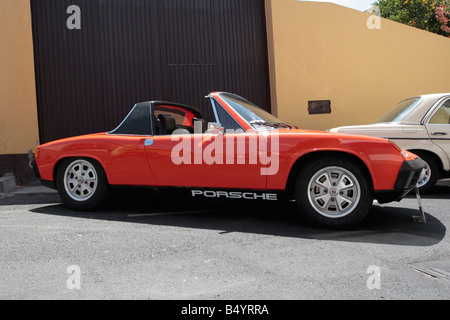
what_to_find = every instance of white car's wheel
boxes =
[414,152,439,194]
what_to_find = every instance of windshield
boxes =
[375,97,422,123]
[218,92,294,130]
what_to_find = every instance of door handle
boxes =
[431,132,447,136]
[144,138,154,146]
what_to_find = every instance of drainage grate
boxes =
[410,258,450,280]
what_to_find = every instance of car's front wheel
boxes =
[56,158,109,211]
[295,157,372,229]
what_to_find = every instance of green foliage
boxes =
[372,0,450,37]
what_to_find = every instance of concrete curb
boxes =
[0,173,17,193]
[0,184,58,199]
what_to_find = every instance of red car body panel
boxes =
[35,129,417,192]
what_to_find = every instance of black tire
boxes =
[295,157,373,229]
[413,152,439,194]
[56,158,109,211]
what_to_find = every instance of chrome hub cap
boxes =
[64,160,98,201]
[307,166,361,218]
[416,163,431,188]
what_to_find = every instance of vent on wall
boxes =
[308,100,331,115]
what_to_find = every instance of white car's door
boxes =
[425,98,450,168]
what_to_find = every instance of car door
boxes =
[144,102,267,189]
[105,102,158,186]
[425,98,450,168]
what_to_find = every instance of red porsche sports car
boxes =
[33,92,425,228]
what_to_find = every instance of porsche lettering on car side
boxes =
[191,190,278,201]
[33,92,426,229]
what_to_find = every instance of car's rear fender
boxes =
[37,143,109,183]
[36,134,158,186]
[52,156,106,185]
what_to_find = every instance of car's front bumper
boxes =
[374,157,426,204]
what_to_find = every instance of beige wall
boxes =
[266,0,450,131]
[0,0,39,155]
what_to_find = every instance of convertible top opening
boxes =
[108,101,203,136]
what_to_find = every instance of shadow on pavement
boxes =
[21,189,447,247]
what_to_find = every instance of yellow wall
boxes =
[266,0,450,130]
[0,0,39,155]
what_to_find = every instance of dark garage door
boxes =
[31,0,271,143]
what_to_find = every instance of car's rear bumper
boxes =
[31,154,56,189]
[374,157,426,204]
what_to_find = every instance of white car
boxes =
[329,93,450,193]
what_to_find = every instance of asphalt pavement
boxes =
[0,180,449,301]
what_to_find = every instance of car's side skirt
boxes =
[110,185,287,203]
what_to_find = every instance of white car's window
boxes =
[375,97,421,123]
[429,100,450,124]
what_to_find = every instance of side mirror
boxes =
[206,122,224,134]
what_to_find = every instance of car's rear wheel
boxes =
[295,157,372,229]
[56,158,109,211]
